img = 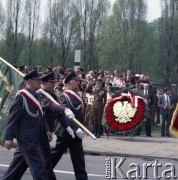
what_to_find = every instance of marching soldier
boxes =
[37,71,76,136]
[2,71,76,179]
[51,70,88,180]
[3,69,56,180]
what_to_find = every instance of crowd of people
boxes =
[2,64,177,179]
[17,65,177,138]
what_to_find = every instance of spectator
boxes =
[158,87,175,137]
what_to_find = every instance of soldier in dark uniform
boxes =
[2,72,76,179]
[51,71,88,180]
[37,72,75,135]
[3,69,56,180]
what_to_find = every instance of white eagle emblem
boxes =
[113,101,137,123]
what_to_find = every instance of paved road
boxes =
[0,147,105,180]
[1,147,178,180]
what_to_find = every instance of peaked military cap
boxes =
[41,72,56,82]
[23,69,41,81]
[18,65,25,71]
[64,71,79,84]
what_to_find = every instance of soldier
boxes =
[2,71,76,180]
[37,71,76,136]
[3,69,56,180]
[91,79,107,138]
[51,71,88,180]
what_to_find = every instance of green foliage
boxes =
[0,0,177,86]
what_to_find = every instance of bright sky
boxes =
[110,0,161,22]
[0,0,161,22]
[146,0,161,22]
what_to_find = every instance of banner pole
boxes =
[0,57,25,77]
[0,57,97,139]
[38,89,97,140]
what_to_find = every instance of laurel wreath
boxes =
[104,88,147,134]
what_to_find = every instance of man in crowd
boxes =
[51,70,88,180]
[136,83,154,137]
[158,87,175,137]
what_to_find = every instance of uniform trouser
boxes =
[156,108,160,123]
[92,107,103,134]
[2,141,56,180]
[161,110,172,135]
[92,107,103,125]
[51,136,88,180]
[145,117,152,136]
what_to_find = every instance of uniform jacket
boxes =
[91,87,107,109]
[4,88,49,144]
[37,89,71,132]
[55,90,82,138]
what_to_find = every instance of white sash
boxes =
[18,89,43,116]
[65,90,83,104]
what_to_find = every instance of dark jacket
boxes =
[37,89,70,132]
[158,94,175,111]
[4,88,49,144]
[55,90,82,138]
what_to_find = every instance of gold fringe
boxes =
[169,103,178,138]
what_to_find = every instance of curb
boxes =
[83,150,178,161]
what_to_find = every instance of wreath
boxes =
[105,88,147,134]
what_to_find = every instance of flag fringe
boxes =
[170,104,178,138]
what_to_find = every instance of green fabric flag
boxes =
[0,57,24,144]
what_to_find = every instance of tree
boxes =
[96,0,147,72]
[24,0,40,66]
[156,0,176,85]
[75,0,109,70]
[0,1,5,40]
[51,0,78,66]
[3,0,25,66]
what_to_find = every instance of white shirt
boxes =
[164,94,170,106]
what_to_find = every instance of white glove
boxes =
[64,108,75,119]
[75,128,85,139]
[66,126,75,138]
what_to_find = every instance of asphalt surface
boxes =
[50,133,178,160]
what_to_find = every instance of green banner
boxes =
[0,57,24,143]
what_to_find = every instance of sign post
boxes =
[74,50,83,71]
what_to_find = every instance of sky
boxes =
[146,0,161,22]
[0,0,161,22]
[110,0,161,22]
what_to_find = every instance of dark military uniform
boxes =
[3,88,55,180]
[3,70,56,180]
[37,89,71,132]
[51,71,88,180]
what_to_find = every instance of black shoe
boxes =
[96,133,100,138]
[162,135,165,137]
[166,134,170,137]
[147,135,152,137]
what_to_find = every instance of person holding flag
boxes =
[2,69,56,180]
[51,70,88,180]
